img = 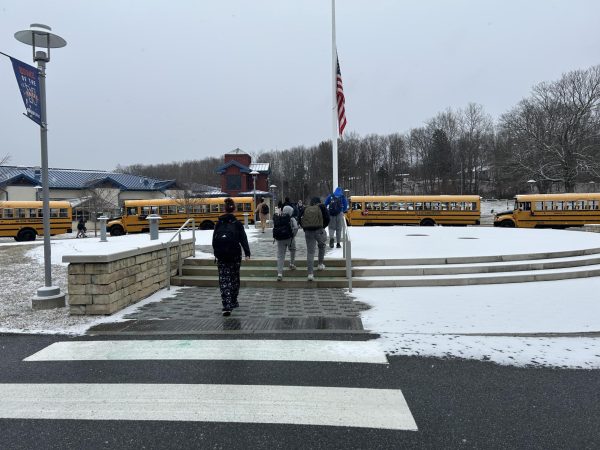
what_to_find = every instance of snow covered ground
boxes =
[1,225,599,369]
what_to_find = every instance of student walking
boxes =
[300,197,330,281]
[212,198,251,316]
[255,197,269,233]
[76,217,87,238]
[273,205,298,281]
[324,186,348,248]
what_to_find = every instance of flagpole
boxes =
[331,0,339,190]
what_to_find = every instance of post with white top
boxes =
[14,24,67,310]
[98,216,108,242]
[148,214,161,240]
[243,213,249,229]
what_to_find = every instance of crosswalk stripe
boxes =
[23,339,388,364]
[0,383,417,430]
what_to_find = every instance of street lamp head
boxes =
[15,24,66,63]
[527,179,536,184]
[15,24,67,48]
[250,170,259,176]
[269,184,277,189]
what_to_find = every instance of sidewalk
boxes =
[89,227,367,335]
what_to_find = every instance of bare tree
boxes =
[500,66,600,191]
[1,154,10,165]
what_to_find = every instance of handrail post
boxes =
[192,218,196,257]
[166,245,171,290]
[346,239,352,292]
[178,233,182,276]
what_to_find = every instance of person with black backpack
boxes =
[255,196,269,233]
[299,197,330,281]
[324,186,348,248]
[272,205,298,281]
[212,198,251,316]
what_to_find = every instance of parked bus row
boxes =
[3,193,600,241]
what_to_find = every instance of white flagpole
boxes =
[331,0,339,190]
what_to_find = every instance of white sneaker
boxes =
[277,273,283,281]
[307,274,314,282]
[289,264,297,270]
[317,264,326,271]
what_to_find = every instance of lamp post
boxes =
[527,179,536,194]
[397,173,410,195]
[250,170,259,223]
[269,184,277,220]
[14,24,67,309]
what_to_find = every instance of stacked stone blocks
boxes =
[65,239,194,315]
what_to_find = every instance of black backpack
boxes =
[328,196,343,216]
[212,219,240,261]
[261,203,269,215]
[273,214,293,240]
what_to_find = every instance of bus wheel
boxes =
[420,219,435,226]
[16,228,37,242]
[110,225,125,236]
[500,220,515,228]
[200,220,215,230]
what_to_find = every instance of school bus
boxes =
[494,193,600,228]
[346,195,481,226]
[0,201,73,241]
[106,197,255,235]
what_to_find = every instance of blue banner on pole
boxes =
[10,57,42,126]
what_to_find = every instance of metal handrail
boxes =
[341,216,352,292]
[165,218,196,290]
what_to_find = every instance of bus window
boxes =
[192,205,202,213]
[28,208,37,218]
[365,202,373,210]
[535,201,543,210]
[390,202,399,211]
[16,208,27,218]
[59,208,69,218]
[210,204,220,213]
[441,202,449,210]
[471,202,478,211]
[351,202,362,210]
[371,202,380,210]
[50,208,59,218]
[236,203,244,212]
[407,202,414,210]
[243,203,252,212]
[382,202,389,210]
[126,207,138,216]
[415,202,423,210]
[398,202,406,210]
[177,205,186,214]
[3,208,14,218]
[159,206,169,215]
[166,205,176,214]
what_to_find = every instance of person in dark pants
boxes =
[212,198,251,316]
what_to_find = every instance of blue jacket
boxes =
[324,186,348,213]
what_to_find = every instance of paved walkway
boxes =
[89,227,367,335]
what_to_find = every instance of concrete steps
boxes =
[172,248,600,288]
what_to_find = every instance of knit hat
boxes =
[282,205,294,216]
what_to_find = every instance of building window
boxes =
[226,175,241,190]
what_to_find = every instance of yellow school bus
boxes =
[494,193,600,228]
[106,197,255,235]
[346,195,481,226]
[0,201,73,241]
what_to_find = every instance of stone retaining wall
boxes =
[64,239,194,315]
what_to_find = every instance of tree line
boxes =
[117,65,600,200]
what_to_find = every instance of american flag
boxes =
[336,56,347,136]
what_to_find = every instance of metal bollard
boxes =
[98,216,108,242]
[148,214,161,240]
[243,213,249,229]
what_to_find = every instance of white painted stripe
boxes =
[24,340,388,364]
[0,383,417,430]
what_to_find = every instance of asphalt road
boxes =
[1,333,599,449]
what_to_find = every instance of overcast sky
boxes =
[1,0,599,171]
